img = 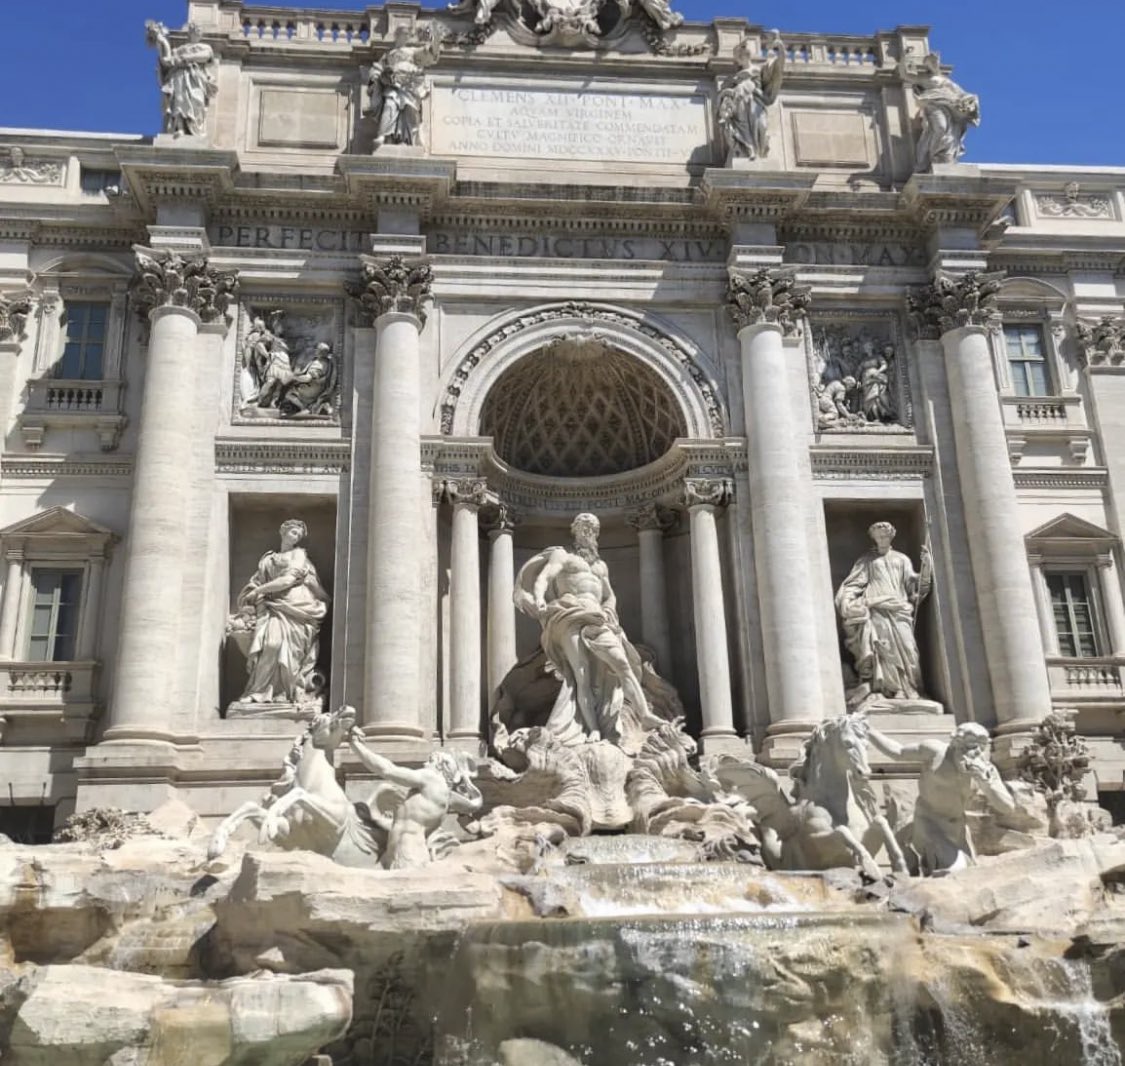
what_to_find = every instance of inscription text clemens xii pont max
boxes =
[431,86,711,164]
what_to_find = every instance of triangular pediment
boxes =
[1026,513,1117,546]
[0,507,115,540]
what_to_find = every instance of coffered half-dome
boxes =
[480,332,687,478]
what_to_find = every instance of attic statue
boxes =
[145,21,217,139]
[366,25,444,149]
[899,51,980,170]
[717,31,785,163]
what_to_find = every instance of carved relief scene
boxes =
[810,319,910,432]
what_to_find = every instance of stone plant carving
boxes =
[1037,182,1113,220]
[349,255,434,324]
[812,325,901,430]
[727,267,811,337]
[0,292,32,341]
[1076,315,1125,368]
[867,721,1015,875]
[906,269,1004,340]
[145,21,217,139]
[53,808,162,849]
[240,310,338,419]
[208,705,382,866]
[710,714,907,880]
[898,51,980,171]
[365,25,444,149]
[226,518,330,716]
[835,522,932,710]
[1018,710,1091,806]
[132,248,238,324]
[513,512,672,754]
[716,32,785,163]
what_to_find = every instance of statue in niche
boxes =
[716,31,785,163]
[898,52,980,171]
[348,728,482,869]
[226,519,330,717]
[812,325,902,431]
[511,512,673,754]
[365,25,444,150]
[240,312,337,420]
[145,21,217,139]
[865,721,1015,875]
[835,522,932,711]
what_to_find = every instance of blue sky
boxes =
[2,0,1122,166]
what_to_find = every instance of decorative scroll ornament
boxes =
[440,477,495,508]
[0,292,33,341]
[727,267,811,337]
[682,478,733,509]
[626,502,677,533]
[0,146,63,186]
[132,248,239,324]
[905,269,1004,340]
[1037,182,1113,221]
[1075,315,1125,368]
[348,255,434,325]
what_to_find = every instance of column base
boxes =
[698,730,748,756]
[444,733,486,757]
[73,736,201,813]
[361,722,430,742]
[990,720,1042,770]
[758,721,819,766]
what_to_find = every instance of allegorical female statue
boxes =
[227,519,330,714]
[365,25,444,149]
[145,21,217,139]
[835,521,931,707]
[513,513,670,752]
[716,31,785,162]
[898,52,980,171]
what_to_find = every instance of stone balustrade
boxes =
[1047,657,1125,701]
[0,660,100,743]
[19,378,125,451]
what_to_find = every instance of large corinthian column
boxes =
[349,255,433,739]
[908,271,1052,746]
[728,268,826,756]
[109,249,238,741]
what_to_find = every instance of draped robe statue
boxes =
[835,521,931,707]
[716,32,785,162]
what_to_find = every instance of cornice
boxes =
[1,454,134,479]
[1012,467,1109,490]
[115,146,241,218]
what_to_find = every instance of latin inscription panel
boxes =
[431,84,711,165]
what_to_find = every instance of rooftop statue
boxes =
[365,25,443,150]
[867,721,1014,875]
[835,522,932,711]
[226,518,330,717]
[716,32,785,163]
[513,512,671,753]
[145,21,217,139]
[899,51,980,170]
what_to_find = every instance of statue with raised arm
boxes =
[365,25,444,150]
[348,730,482,869]
[898,52,980,171]
[835,522,931,709]
[513,513,667,753]
[866,721,1015,875]
[145,21,217,139]
[716,31,785,163]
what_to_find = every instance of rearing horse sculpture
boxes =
[207,704,382,868]
[707,713,908,878]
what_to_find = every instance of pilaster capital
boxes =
[726,266,810,338]
[682,478,734,510]
[906,268,1005,340]
[0,291,32,342]
[1075,315,1125,369]
[349,254,434,326]
[626,502,677,533]
[440,477,493,510]
[131,247,238,325]
[481,500,521,535]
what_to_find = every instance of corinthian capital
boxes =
[682,478,733,509]
[349,255,434,325]
[727,267,811,338]
[0,291,32,341]
[906,269,1005,339]
[626,503,676,533]
[440,477,494,509]
[1075,315,1125,368]
[132,248,238,324]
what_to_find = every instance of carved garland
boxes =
[440,301,726,438]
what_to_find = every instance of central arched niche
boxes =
[479,332,687,478]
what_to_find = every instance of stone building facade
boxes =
[1,0,1124,833]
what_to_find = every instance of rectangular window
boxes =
[57,302,107,380]
[1004,324,1051,397]
[79,169,121,195]
[26,569,82,662]
[1047,571,1100,658]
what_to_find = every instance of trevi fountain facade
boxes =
[1,2,1125,1063]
